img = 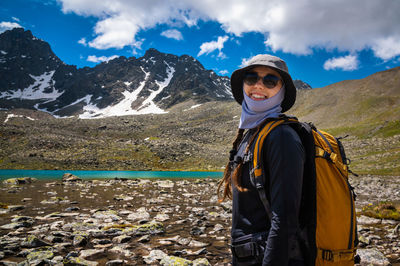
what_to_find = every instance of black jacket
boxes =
[231,124,305,266]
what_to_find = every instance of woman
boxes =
[218,54,305,266]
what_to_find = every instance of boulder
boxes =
[62,173,82,182]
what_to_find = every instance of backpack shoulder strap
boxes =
[250,117,299,219]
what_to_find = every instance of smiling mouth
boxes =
[251,93,267,100]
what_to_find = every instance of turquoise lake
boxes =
[0,169,223,180]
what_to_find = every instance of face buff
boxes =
[239,86,285,129]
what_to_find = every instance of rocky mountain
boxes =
[293,80,312,90]
[0,28,232,118]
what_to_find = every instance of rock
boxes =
[3,177,37,185]
[357,215,382,225]
[188,239,209,248]
[63,256,98,265]
[143,249,167,264]
[21,235,52,248]
[160,256,192,265]
[11,216,34,223]
[26,248,54,262]
[93,210,120,220]
[73,233,89,247]
[109,244,134,257]
[0,221,32,230]
[393,223,400,235]
[138,235,151,243]
[44,235,64,243]
[184,248,207,256]
[356,248,391,266]
[106,260,126,266]
[113,194,133,201]
[124,221,165,236]
[190,226,205,236]
[126,207,150,222]
[65,206,80,212]
[79,249,105,260]
[62,173,82,182]
[157,180,174,188]
[8,205,25,212]
[193,258,211,266]
[0,260,18,265]
[155,213,170,222]
[112,234,131,243]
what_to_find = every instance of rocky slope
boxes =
[0,28,232,118]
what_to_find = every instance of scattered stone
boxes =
[73,233,89,247]
[160,255,192,266]
[143,250,167,264]
[62,173,82,182]
[138,235,151,243]
[3,177,37,185]
[21,235,51,248]
[26,248,54,262]
[7,205,25,212]
[63,256,98,265]
[155,213,170,222]
[126,207,150,221]
[106,259,126,266]
[0,221,32,230]
[109,244,134,257]
[112,234,131,244]
[357,215,382,225]
[189,240,209,248]
[357,248,391,265]
[65,206,80,212]
[79,249,105,260]
[193,258,211,266]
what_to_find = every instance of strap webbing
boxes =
[251,117,298,219]
[317,248,355,262]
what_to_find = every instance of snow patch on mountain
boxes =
[0,71,63,100]
[79,65,174,119]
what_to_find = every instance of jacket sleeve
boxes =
[262,125,305,266]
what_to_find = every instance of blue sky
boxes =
[1,0,400,88]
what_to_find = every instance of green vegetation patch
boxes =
[361,201,400,220]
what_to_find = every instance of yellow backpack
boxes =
[251,116,358,266]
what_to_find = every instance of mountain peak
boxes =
[144,48,163,58]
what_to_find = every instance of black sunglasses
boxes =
[243,72,281,88]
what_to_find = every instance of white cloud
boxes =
[198,36,228,57]
[323,55,359,71]
[0,21,22,33]
[219,70,229,75]
[371,37,400,61]
[161,29,183,40]
[78,37,87,46]
[239,56,252,68]
[58,0,400,60]
[87,55,119,63]
[12,17,20,22]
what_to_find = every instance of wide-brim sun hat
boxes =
[230,54,296,112]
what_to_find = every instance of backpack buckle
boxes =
[321,249,334,262]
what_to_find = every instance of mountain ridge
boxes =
[0,28,233,118]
